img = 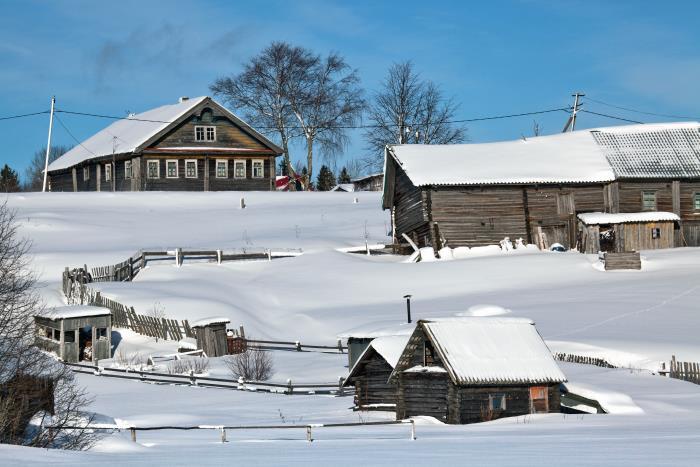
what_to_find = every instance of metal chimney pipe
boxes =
[403,294,412,323]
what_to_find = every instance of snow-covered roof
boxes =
[351,173,383,183]
[191,316,230,328]
[391,317,567,385]
[37,305,111,320]
[337,322,414,339]
[345,334,411,385]
[387,122,700,186]
[578,211,680,225]
[48,96,283,171]
[331,183,355,192]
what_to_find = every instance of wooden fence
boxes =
[663,355,700,384]
[553,352,617,368]
[84,247,303,283]
[63,272,194,341]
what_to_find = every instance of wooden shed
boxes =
[34,306,112,363]
[343,335,409,411]
[339,323,414,369]
[390,318,566,424]
[577,211,680,253]
[191,317,230,357]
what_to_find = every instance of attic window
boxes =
[423,340,436,366]
[195,126,216,142]
[642,191,657,210]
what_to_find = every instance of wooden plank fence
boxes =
[79,247,302,284]
[665,355,700,384]
[553,352,617,368]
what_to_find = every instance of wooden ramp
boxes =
[604,251,641,270]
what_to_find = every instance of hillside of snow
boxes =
[4,191,700,465]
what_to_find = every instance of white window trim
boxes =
[194,125,216,142]
[147,160,160,179]
[215,159,228,178]
[185,159,198,179]
[83,167,89,181]
[252,159,264,179]
[124,160,132,179]
[104,163,112,182]
[166,159,179,179]
[234,160,246,179]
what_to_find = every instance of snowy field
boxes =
[3,191,700,465]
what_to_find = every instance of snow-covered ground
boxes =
[3,191,700,465]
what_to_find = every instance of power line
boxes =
[584,96,698,121]
[54,114,98,157]
[578,109,644,124]
[0,110,50,121]
[54,107,570,130]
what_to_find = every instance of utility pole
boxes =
[42,96,56,192]
[562,92,584,133]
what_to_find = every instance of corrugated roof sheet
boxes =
[388,122,700,186]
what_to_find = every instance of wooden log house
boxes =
[382,122,700,251]
[342,335,410,411]
[47,96,283,192]
[389,318,566,424]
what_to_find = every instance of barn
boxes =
[47,96,283,192]
[343,335,410,411]
[382,122,700,251]
[390,318,566,424]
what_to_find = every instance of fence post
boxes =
[239,325,245,339]
[176,248,183,267]
[220,427,227,443]
[338,376,345,396]
[217,250,222,265]
[190,370,197,386]
[238,376,245,391]
[306,425,313,443]
[410,419,416,440]
[671,355,677,378]
[337,338,343,353]
[267,249,272,261]
[130,427,136,442]
[295,341,302,352]
[286,378,293,395]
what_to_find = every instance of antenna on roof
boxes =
[562,92,584,133]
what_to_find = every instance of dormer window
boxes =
[195,126,216,142]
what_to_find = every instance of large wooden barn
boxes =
[382,122,700,250]
[390,318,566,424]
[47,96,283,192]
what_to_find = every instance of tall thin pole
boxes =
[570,92,584,132]
[42,96,56,192]
[404,294,412,323]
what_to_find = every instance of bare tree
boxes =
[0,202,96,449]
[24,146,71,191]
[286,52,365,189]
[363,61,467,171]
[210,42,315,179]
[223,344,274,381]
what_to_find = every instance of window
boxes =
[694,193,700,210]
[651,227,661,239]
[166,160,178,178]
[96,327,108,339]
[195,125,216,142]
[185,160,198,178]
[216,159,228,178]
[234,160,246,179]
[147,160,160,179]
[53,329,60,341]
[489,394,506,411]
[423,341,436,366]
[63,331,75,343]
[252,159,264,178]
[104,163,112,182]
[83,167,90,181]
[642,190,657,210]
[530,386,549,413]
[124,160,132,179]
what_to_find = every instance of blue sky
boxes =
[2,0,700,181]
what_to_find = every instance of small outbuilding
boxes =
[34,306,112,363]
[338,323,414,369]
[191,317,230,357]
[390,318,566,424]
[577,211,679,253]
[343,335,410,411]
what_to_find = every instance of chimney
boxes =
[178,96,189,103]
[403,294,412,323]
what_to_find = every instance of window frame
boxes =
[147,160,160,179]
[215,159,228,179]
[104,163,112,182]
[489,393,507,411]
[252,159,264,179]
[185,159,198,179]
[234,160,246,179]
[166,159,179,179]
[641,190,657,211]
[194,125,216,142]
[693,192,700,211]
[124,160,132,179]
[83,166,90,181]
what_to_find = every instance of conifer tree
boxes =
[338,166,351,184]
[315,165,336,191]
[0,165,20,192]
